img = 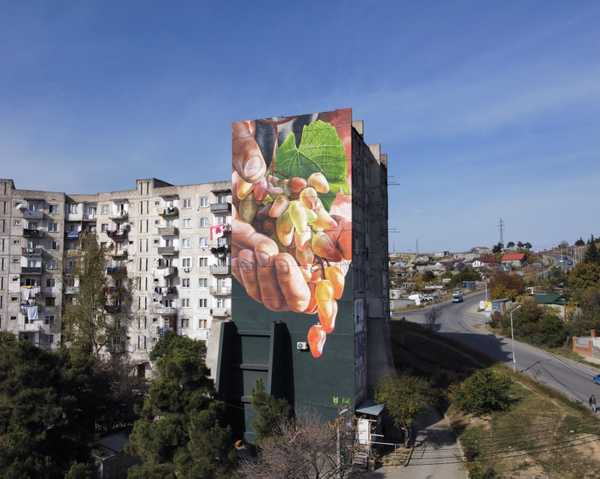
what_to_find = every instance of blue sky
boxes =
[1,1,599,252]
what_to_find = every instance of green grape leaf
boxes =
[274,120,347,186]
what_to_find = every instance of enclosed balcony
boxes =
[153,305,177,316]
[21,265,43,275]
[155,265,177,278]
[211,308,229,318]
[21,209,45,220]
[209,286,231,296]
[158,226,178,236]
[158,246,178,256]
[159,206,179,218]
[22,246,43,257]
[210,202,231,215]
[64,286,79,295]
[107,265,127,275]
[109,210,128,222]
[65,230,81,240]
[210,264,231,275]
[23,227,44,239]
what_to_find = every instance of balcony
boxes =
[107,265,127,275]
[154,305,177,316]
[155,266,177,277]
[210,264,231,275]
[107,227,129,241]
[21,209,44,220]
[65,230,81,240]
[105,304,121,314]
[158,246,178,256]
[22,246,43,257]
[209,286,231,296]
[159,206,179,217]
[23,228,44,239]
[21,266,43,275]
[210,202,231,215]
[211,308,230,318]
[158,226,178,236]
[109,211,128,222]
[64,286,79,295]
[67,212,83,222]
[110,249,128,260]
[65,249,80,258]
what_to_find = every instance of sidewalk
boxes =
[358,409,467,479]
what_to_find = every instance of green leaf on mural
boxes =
[275,120,347,186]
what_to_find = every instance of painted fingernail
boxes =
[256,252,270,268]
[244,155,263,179]
[275,259,290,274]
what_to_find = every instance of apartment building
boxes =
[0,177,231,372]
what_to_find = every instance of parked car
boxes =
[593,374,600,386]
[452,291,464,303]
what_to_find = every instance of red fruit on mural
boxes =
[307,324,327,358]
[317,299,337,334]
[289,176,308,194]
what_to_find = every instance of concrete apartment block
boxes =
[0,177,231,375]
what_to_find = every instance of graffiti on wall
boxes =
[231,109,352,358]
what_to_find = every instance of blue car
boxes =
[593,375,600,386]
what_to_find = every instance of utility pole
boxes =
[498,218,504,245]
[416,238,419,256]
[510,304,522,372]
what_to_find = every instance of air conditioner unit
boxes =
[296,341,309,351]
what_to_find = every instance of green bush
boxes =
[451,369,512,415]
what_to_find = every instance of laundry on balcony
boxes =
[21,286,41,302]
[25,305,39,321]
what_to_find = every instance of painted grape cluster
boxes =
[236,171,351,358]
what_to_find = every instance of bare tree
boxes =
[239,412,355,479]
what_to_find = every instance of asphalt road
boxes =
[393,294,600,405]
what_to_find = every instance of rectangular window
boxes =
[199,257,208,267]
[182,238,191,248]
[200,217,209,228]
[183,198,191,208]
[45,297,55,306]
[182,278,190,288]
[182,257,192,268]
[198,298,208,308]
[69,203,78,213]
[199,196,208,208]
[46,278,55,287]
[182,298,190,308]
[199,237,208,248]
[101,205,109,215]
[198,278,208,288]
[48,204,57,214]
[48,223,58,232]
[183,218,191,228]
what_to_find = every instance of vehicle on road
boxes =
[452,291,464,303]
[593,374,600,386]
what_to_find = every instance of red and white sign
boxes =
[210,224,225,241]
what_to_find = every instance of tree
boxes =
[375,374,433,446]
[63,233,128,359]
[0,333,109,478]
[584,238,600,265]
[568,288,600,336]
[251,379,290,444]
[450,369,512,415]
[239,413,354,479]
[448,267,481,288]
[127,333,234,479]
[524,242,532,250]
[568,262,600,304]
[488,272,525,300]
[492,243,504,254]
[575,237,586,247]
[506,241,515,249]
[517,241,524,248]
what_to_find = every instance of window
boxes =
[46,278,55,288]
[182,257,192,269]
[181,318,189,328]
[14,219,21,226]
[47,204,56,214]
[183,198,191,208]
[51,240,58,250]
[182,278,190,288]
[199,196,208,208]
[199,298,208,308]
[101,223,108,232]
[48,222,58,232]
[216,298,225,308]
[45,315,54,325]
[69,203,78,213]
[200,217,209,228]
[199,319,208,329]
[46,259,57,270]
[183,218,191,228]
[101,205,109,215]
[199,257,208,267]
[199,237,208,248]
[45,297,55,306]
[182,298,190,308]
[199,278,208,288]
[182,238,191,248]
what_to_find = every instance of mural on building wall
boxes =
[232,109,352,359]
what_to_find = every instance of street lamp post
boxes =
[510,304,522,372]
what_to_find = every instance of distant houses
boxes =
[501,252,526,269]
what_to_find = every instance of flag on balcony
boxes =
[210,224,225,241]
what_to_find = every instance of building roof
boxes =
[480,255,498,264]
[501,252,526,262]
[534,293,567,306]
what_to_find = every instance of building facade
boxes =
[0,177,231,372]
